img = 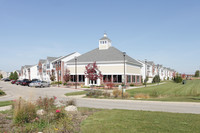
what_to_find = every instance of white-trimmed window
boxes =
[127,75,131,83]
[132,75,136,83]
[137,76,140,83]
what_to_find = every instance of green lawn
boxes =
[81,109,200,133]
[0,101,13,107]
[127,79,200,102]
[65,91,88,96]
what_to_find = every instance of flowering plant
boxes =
[56,109,60,113]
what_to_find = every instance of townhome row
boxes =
[19,34,176,86]
[138,60,176,83]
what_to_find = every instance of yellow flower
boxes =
[54,128,58,131]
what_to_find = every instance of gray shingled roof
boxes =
[24,65,33,68]
[147,61,154,65]
[47,57,59,62]
[99,36,111,41]
[52,52,76,62]
[39,59,46,64]
[68,47,142,66]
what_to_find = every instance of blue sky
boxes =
[0,0,200,74]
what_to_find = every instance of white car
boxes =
[29,81,50,88]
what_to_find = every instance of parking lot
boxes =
[0,81,81,101]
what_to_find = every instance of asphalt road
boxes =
[1,81,200,114]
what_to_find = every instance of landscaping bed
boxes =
[0,89,6,96]
[65,91,88,96]
[0,97,100,133]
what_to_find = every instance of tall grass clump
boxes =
[13,97,36,124]
[113,89,130,99]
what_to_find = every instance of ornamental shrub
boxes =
[86,90,103,98]
[103,91,111,98]
[152,75,160,83]
[0,89,6,96]
[173,76,183,83]
[130,84,134,87]
[113,89,129,98]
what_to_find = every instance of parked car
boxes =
[4,78,10,82]
[29,81,50,88]
[15,80,22,85]
[11,80,17,84]
[21,80,32,86]
[32,79,40,82]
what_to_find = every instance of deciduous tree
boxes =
[84,62,102,88]
[50,70,56,81]
[63,69,71,85]
[13,71,19,80]
[9,72,14,80]
[195,70,200,77]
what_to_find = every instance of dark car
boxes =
[15,80,22,85]
[32,79,40,82]
[4,78,10,82]
[21,80,32,86]
[11,80,17,84]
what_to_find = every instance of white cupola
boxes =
[99,33,112,50]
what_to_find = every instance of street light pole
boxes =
[75,57,77,89]
[122,52,126,98]
[57,62,59,87]
[145,59,147,87]
[157,64,159,85]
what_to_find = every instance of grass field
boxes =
[65,91,88,96]
[0,101,13,107]
[127,79,200,102]
[81,109,200,133]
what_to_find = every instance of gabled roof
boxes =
[47,57,59,62]
[52,52,77,63]
[15,70,21,73]
[24,65,34,68]
[68,47,142,66]
[39,59,46,64]
[147,61,154,65]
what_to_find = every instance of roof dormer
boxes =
[99,33,112,50]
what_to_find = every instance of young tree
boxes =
[181,74,186,79]
[144,76,149,87]
[13,71,19,80]
[9,72,14,80]
[0,74,3,79]
[84,62,103,88]
[50,70,56,82]
[195,70,200,77]
[63,69,71,85]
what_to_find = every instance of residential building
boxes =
[52,52,81,83]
